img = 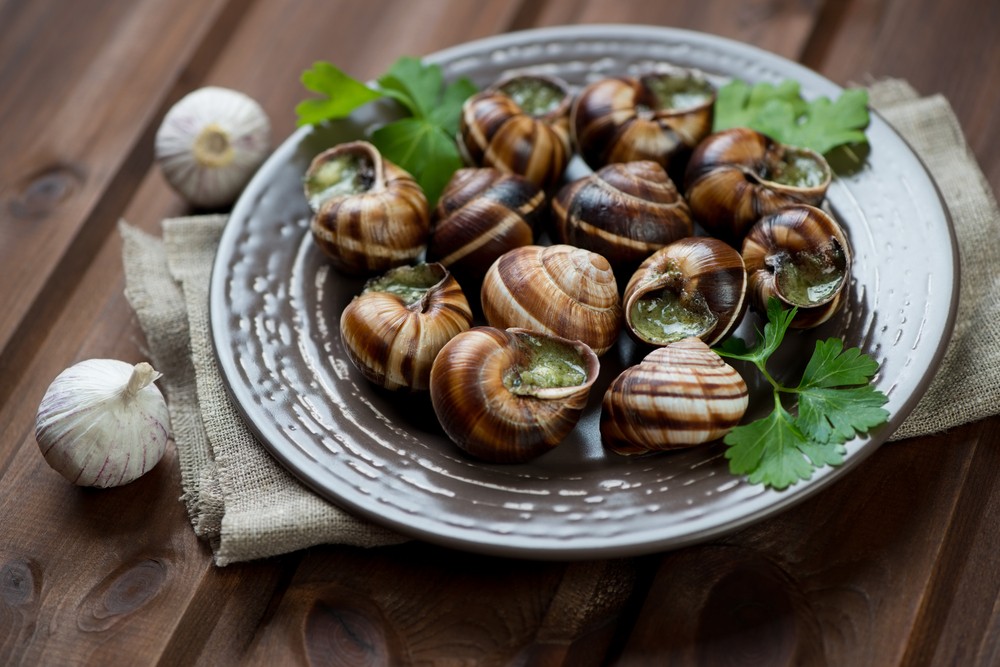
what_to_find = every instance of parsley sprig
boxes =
[296,57,477,206]
[713,79,870,156]
[714,299,889,490]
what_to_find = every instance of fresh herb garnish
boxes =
[296,57,477,205]
[713,79,870,156]
[714,299,889,490]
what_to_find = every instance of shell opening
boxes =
[305,152,375,210]
[629,287,719,345]
[759,147,830,189]
[771,239,848,306]
[503,332,589,395]
[193,123,235,168]
[497,77,567,117]
[640,73,715,112]
[362,263,446,308]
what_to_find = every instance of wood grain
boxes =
[1,0,998,664]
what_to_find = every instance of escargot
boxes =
[742,204,852,329]
[480,244,622,356]
[306,140,429,275]
[570,65,716,176]
[458,73,573,189]
[601,337,749,455]
[623,237,747,347]
[430,327,600,463]
[427,167,545,287]
[340,262,473,391]
[684,127,833,245]
[551,160,694,275]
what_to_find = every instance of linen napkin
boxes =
[120,78,1000,566]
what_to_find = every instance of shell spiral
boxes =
[480,245,622,356]
[552,160,694,274]
[307,141,429,276]
[600,337,748,455]
[430,327,600,463]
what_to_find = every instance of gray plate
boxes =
[209,25,958,559]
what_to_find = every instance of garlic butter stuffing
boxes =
[155,86,271,208]
[35,360,170,488]
[297,56,888,489]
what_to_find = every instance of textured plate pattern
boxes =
[210,25,958,558]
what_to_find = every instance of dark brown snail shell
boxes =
[339,263,473,391]
[306,140,429,275]
[623,237,747,347]
[551,160,694,275]
[480,244,622,356]
[601,337,749,455]
[684,128,833,245]
[570,66,716,174]
[458,73,573,190]
[741,204,852,329]
[427,167,545,287]
[430,326,600,463]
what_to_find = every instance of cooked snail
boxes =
[306,140,429,275]
[601,337,748,455]
[340,263,473,391]
[427,167,545,286]
[458,73,573,189]
[430,327,600,463]
[480,244,622,356]
[551,160,694,274]
[623,237,747,347]
[684,128,833,245]
[741,204,852,329]
[570,65,715,174]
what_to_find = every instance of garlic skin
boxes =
[35,360,171,488]
[155,86,271,208]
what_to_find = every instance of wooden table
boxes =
[3,1,998,664]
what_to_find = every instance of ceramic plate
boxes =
[209,25,958,559]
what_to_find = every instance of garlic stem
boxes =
[124,361,162,398]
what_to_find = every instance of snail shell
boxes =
[570,66,716,174]
[742,204,852,329]
[601,337,749,455]
[340,263,473,391]
[458,73,573,190]
[427,167,545,286]
[480,244,622,356]
[684,128,833,245]
[551,160,694,274]
[306,140,429,275]
[623,237,747,347]
[430,326,600,463]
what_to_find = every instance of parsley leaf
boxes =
[715,299,889,490]
[296,57,477,206]
[713,79,870,156]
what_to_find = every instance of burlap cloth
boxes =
[120,79,1000,566]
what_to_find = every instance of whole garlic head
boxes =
[155,86,271,208]
[35,359,171,488]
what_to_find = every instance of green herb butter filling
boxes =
[642,73,715,112]
[773,241,847,306]
[305,153,375,210]
[499,77,566,117]
[364,263,442,306]
[505,333,588,395]
[762,149,830,188]
[630,289,718,344]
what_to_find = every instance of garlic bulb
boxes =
[155,86,271,208]
[35,360,171,488]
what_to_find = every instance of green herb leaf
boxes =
[370,118,464,208]
[714,299,889,490]
[295,61,384,127]
[713,79,870,156]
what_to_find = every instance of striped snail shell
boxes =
[480,244,622,356]
[430,327,600,463]
[306,140,429,276]
[742,204,852,329]
[339,263,473,391]
[551,160,694,275]
[600,337,749,455]
[427,167,545,287]
[570,65,716,174]
[458,73,573,190]
[623,237,747,347]
[684,128,833,245]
